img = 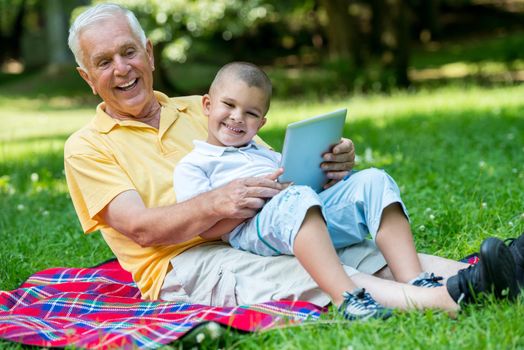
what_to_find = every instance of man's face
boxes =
[76,15,156,119]
[203,79,268,148]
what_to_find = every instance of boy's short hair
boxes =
[210,62,272,113]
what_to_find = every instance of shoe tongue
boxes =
[350,288,366,298]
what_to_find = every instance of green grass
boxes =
[1,83,523,349]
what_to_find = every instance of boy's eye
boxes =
[223,101,233,107]
[247,111,260,118]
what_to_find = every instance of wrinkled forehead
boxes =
[78,18,140,57]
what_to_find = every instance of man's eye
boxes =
[125,49,136,57]
[98,60,110,68]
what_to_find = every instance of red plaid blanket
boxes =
[0,259,322,349]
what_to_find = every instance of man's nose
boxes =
[114,56,130,76]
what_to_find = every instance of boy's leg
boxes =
[375,253,469,282]
[375,203,423,282]
[417,254,469,281]
[320,168,426,283]
[294,206,358,306]
[350,272,459,312]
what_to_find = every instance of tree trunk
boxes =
[422,0,441,40]
[318,0,352,60]
[11,0,26,60]
[382,0,410,87]
[45,0,70,70]
[370,0,384,55]
[0,0,27,64]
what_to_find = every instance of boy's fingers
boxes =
[263,168,284,181]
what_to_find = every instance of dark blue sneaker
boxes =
[338,288,393,321]
[409,272,444,288]
[506,232,524,291]
[446,237,518,304]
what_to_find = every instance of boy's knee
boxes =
[351,168,390,189]
[281,185,319,201]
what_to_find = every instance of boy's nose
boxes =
[229,110,244,122]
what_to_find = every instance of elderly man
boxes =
[65,3,520,313]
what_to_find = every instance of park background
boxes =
[0,0,523,348]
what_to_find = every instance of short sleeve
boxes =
[65,152,135,233]
[173,160,212,202]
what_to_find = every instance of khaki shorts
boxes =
[159,240,386,307]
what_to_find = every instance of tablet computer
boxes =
[278,108,347,192]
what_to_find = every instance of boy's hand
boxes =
[267,167,293,188]
[321,138,355,189]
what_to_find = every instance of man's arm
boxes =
[198,218,245,240]
[100,169,285,246]
[321,138,356,189]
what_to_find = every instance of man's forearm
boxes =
[102,189,225,247]
[199,218,245,240]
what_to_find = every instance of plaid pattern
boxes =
[0,259,322,349]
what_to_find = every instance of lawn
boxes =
[0,80,523,349]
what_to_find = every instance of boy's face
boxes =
[203,79,268,147]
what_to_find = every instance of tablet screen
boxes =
[278,108,347,192]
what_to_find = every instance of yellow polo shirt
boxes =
[64,91,210,300]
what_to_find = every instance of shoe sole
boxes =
[480,237,518,300]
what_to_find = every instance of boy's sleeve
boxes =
[173,161,212,202]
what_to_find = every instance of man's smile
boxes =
[116,78,138,91]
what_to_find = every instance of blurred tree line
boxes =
[1,0,523,94]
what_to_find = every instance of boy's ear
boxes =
[257,117,267,131]
[77,67,97,95]
[202,94,211,116]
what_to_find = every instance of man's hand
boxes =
[321,138,355,189]
[210,168,286,219]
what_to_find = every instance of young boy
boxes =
[174,62,518,320]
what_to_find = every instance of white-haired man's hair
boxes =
[68,3,147,69]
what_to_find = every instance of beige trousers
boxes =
[159,240,386,307]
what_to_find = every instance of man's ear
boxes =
[202,94,211,116]
[77,67,97,95]
[146,40,155,71]
[257,117,267,131]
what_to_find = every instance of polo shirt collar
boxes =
[193,140,260,157]
[92,91,188,134]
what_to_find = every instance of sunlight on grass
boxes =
[265,84,524,128]
[410,60,524,81]
[0,109,92,142]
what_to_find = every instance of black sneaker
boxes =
[446,237,518,304]
[506,232,524,290]
[338,288,393,321]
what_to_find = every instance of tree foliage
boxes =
[97,0,274,63]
